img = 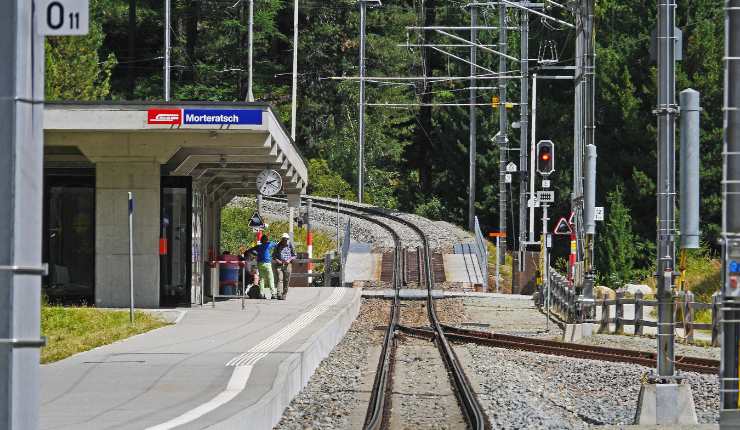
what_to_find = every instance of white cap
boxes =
[281,233,290,239]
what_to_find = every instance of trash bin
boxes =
[220,265,239,295]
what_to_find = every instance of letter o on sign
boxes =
[47,1,64,30]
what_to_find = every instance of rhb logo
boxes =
[147,109,182,125]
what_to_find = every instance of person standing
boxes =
[273,233,296,300]
[247,235,277,299]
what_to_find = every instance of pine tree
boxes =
[597,185,637,289]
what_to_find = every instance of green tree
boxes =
[307,158,356,200]
[45,0,116,100]
[597,185,637,288]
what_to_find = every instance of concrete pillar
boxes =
[94,161,161,308]
[287,192,302,214]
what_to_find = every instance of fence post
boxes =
[712,292,721,347]
[599,299,609,333]
[323,253,331,287]
[683,290,694,343]
[615,289,625,334]
[635,291,644,336]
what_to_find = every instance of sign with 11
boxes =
[37,0,90,36]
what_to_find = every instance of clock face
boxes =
[256,169,282,196]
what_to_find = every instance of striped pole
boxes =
[569,232,576,286]
[307,199,313,284]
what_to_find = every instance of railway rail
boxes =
[395,324,719,375]
[266,196,489,430]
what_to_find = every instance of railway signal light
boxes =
[536,140,555,176]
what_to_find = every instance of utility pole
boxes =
[497,1,508,265]
[1,0,44,428]
[720,0,740,426]
[655,0,678,379]
[468,5,478,231]
[581,0,596,321]
[518,3,530,277]
[357,0,368,203]
[290,0,298,138]
[164,0,171,101]
[247,0,255,102]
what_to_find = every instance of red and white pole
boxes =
[306,199,313,283]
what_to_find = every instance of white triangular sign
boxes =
[248,212,265,228]
[554,217,572,235]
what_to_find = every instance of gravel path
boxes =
[461,343,719,428]
[575,333,721,360]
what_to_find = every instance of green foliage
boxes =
[45,0,116,100]
[307,158,356,200]
[597,185,637,289]
[220,199,335,258]
[415,196,445,220]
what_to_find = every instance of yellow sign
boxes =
[491,96,500,106]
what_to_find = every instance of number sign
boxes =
[38,0,89,36]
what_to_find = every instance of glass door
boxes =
[43,172,95,304]
[160,177,192,307]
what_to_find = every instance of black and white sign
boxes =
[537,191,555,203]
[505,173,512,184]
[38,0,89,35]
[506,162,518,173]
[248,212,265,228]
[594,206,605,221]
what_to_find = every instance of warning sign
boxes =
[553,217,572,235]
[248,212,265,228]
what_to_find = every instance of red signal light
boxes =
[541,153,550,161]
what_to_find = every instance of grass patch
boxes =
[487,241,513,292]
[41,306,168,364]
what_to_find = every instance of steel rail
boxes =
[399,324,720,375]
[305,196,489,430]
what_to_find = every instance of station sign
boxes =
[146,108,263,126]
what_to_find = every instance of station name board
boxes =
[147,108,263,126]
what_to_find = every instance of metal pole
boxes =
[529,74,537,242]
[655,0,677,378]
[468,5,478,231]
[357,0,367,203]
[679,89,700,249]
[290,0,298,137]
[164,0,171,101]
[0,1,43,426]
[721,0,740,422]
[518,4,529,254]
[581,0,596,319]
[497,0,508,265]
[247,0,254,102]
[128,193,135,323]
[543,204,550,331]
[307,199,313,283]
[495,237,500,292]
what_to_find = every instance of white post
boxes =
[529,74,538,242]
[290,0,299,138]
[164,0,171,101]
[495,237,500,292]
[128,192,135,323]
[336,196,341,256]
[247,0,254,102]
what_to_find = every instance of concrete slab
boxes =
[443,253,484,285]
[343,242,382,283]
[563,323,594,342]
[41,287,361,430]
[635,383,698,426]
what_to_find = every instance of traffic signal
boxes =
[536,140,555,176]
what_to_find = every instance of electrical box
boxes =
[726,239,740,297]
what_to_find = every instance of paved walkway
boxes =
[41,287,361,430]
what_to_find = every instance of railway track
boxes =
[396,324,719,375]
[266,196,489,430]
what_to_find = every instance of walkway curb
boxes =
[212,288,363,430]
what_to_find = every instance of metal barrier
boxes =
[209,260,248,310]
[537,270,579,324]
[473,216,489,288]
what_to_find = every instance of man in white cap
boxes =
[272,233,296,300]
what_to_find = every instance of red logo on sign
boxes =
[147,109,181,125]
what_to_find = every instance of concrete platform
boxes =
[343,242,382,283]
[40,287,361,430]
[443,251,484,285]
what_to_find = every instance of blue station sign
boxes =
[183,109,262,125]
